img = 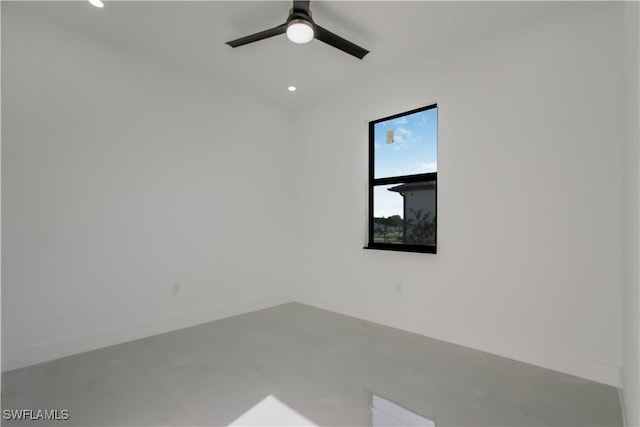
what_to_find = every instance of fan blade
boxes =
[226,23,287,48]
[293,0,310,14]
[314,24,369,59]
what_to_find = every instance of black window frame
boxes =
[365,103,438,254]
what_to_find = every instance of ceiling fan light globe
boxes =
[286,20,314,44]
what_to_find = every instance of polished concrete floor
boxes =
[2,303,623,426]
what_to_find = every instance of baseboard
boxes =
[619,388,628,427]
[4,292,622,389]
[296,294,622,388]
[2,293,292,372]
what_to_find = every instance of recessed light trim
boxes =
[88,0,104,8]
[288,86,297,92]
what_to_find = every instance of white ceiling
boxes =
[11,1,572,109]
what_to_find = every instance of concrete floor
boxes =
[2,303,623,426]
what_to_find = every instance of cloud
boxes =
[394,117,408,125]
[415,162,437,173]
[391,127,416,149]
[396,127,412,137]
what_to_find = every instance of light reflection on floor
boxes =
[371,394,436,427]
[227,392,436,427]
[228,394,318,426]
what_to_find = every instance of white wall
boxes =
[2,1,635,401]
[623,1,640,424]
[293,2,625,387]
[2,6,294,371]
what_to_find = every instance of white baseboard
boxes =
[4,292,623,390]
[296,294,622,388]
[2,293,291,372]
[619,388,628,427]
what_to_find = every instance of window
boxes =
[366,104,437,253]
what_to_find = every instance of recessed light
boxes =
[288,86,297,92]
[88,0,104,8]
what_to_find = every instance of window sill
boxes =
[364,243,437,254]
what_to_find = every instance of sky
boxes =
[373,107,437,218]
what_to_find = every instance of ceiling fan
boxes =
[225,0,369,60]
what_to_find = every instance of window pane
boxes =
[374,107,437,179]
[373,179,436,245]
[373,185,404,244]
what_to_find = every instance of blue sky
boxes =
[374,107,437,179]
[373,107,437,218]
